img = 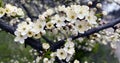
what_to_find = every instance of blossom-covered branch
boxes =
[51,18,120,51]
[19,2,54,45]
[0,19,43,52]
[0,3,120,62]
[1,17,120,52]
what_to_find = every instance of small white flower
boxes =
[5,4,12,14]
[85,10,97,25]
[66,7,77,23]
[16,8,24,17]
[39,15,46,21]
[46,22,54,29]
[5,4,24,17]
[116,29,120,33]
[26,18,31,22]
[102,11,107,16]
[10,6,18,16]
[5,4,14,15]
[64,40,75,54]
[52,15,66,28]
[84,61,88,63]
[66,54,72,62]
[88,1,93,6]
[96,3,102,8]
[75,20,91,33]
[56,49,67,60]
[43,58,51,63]
[106,33,119,42]
[14,31,27,44]
[27,30,34,37]
[74,60,80,63]
[36,56,42,63]
[33,33,41,39]
[46,9,54,16]
[0,7,5,18]
[58,5,66,12]
[50,52,56,62]
[17,22,30,35]
[65,39,74,47]
[42,43,50,50]
[64,46,75,55]
[74,5,89,19]
[110,42,117,49]
[32,20,46,34]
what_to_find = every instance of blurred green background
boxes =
[0,31,34,63]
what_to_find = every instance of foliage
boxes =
[0,31,34,62]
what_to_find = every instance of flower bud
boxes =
[88,1,93,6]
[96,3,102,8]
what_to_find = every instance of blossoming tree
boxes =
[0,0,120,63]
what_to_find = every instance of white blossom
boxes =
[27,30,34,37]
[5,4,24,17]
[14,31,27,44]
[66,7,77,23]
[74,5,89,19]
[57,5,66,12]
[74,60,80,63]
[75,20,91,33]
[0,7,5,18]
[46,9,54,16]
[64,39,75,54]
[42,43,50,50]
[66,54,72,62]
[32,20,46,34]
[43,58,51,63]
[96,3,102,8]
[52,15,66,28]
[17,22,30,35]
[85,10,97,25]
[46,22,54,29]
[16,8,24,17]
[33,33,41,39]
[56,49,67,60]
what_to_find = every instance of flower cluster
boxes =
[14,3,119,63]
[56,39,75,61]
[87,28,120,49]
[0,4,24,18]
[14,18,46,44]
[15,4,98,44]
[42,39,76,63]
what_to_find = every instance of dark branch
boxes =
[51,18,120,51]
[0,19,43,52]
[0,17,120,52]
[0,19,15,35]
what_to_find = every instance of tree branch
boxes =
[51,18,120,51]
[0,19,43,52]
[18,2,54,45]
[0,17,120,52]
